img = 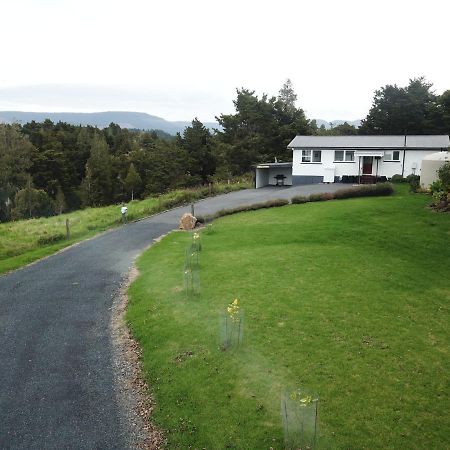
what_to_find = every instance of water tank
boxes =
[420,151,450,188]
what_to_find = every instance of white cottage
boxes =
[287,135,450,185]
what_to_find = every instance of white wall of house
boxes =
[403,150,433,177]
[292,148,439,182]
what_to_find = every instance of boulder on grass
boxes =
[179,213,197,230]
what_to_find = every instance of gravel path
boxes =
[0,184,350,449]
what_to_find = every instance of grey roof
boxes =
[256,162,292,168]
[405,135,450,148]
[287,135,450,149]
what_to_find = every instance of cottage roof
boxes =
[287,135,450,149]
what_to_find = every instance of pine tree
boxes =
[278,79,298,116]
[81,134,112,206]
[124,163,142,201]
[179,119,216,184]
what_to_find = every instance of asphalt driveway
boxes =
[0,183,350,449]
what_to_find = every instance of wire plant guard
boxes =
[281,387,319,449]
[183,232,201,297]
[220,299,244,350]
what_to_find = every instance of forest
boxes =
[1,77,449,222]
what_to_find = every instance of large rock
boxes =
[179,213,197,230]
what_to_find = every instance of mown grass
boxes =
[127,187,450,449]
[0,182,250,274]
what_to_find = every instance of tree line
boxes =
[1,77,449,221]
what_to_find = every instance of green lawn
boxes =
[0,182,249,274]
[127,188,450,449]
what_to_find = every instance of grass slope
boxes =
[0,182,250,274]
[127,188,449,449]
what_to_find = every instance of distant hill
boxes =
[314,119,362,129]
[0,111,220,135]
[0,110,360,134]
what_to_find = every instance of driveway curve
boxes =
[0,184,349,449]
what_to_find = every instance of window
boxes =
[301,150,321,163]
[334,150,355,162]
[384,150,400,161]
[345,151,355,162]
[334,150,344,162]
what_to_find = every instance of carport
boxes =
[255,162,293,188]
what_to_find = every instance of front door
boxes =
[362,156,373,175]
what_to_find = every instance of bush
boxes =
[437,162,450,192]
[406,174,420,192]
[431,162,450,211]
[429,180,444,194]
[196,198,289,223]
[341,175,359,184]
[291,195,309,204]
[37,233,66,246]
[390,174,406,183]
[11,188,55,220]
[334,183,394,199]
[309,192,335,202]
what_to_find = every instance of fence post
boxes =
[191,203,195,217]
[65,218,70,240]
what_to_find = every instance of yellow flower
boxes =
[300,395,312,404]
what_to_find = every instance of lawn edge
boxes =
[111,262,166,450]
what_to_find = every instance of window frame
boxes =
[384,150,401,162]
[301,149,322,163]
[334,150,355,163]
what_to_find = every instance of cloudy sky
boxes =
[1,0,449,122]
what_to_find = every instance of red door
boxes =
[362,156,373,174]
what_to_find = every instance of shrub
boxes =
[429,180,444,194]
[291,195,309,204]
[309,192,335,202]
[437,162,450,192]
[12,188,55,220]
[334,183,394,199]
[406,174,420,192]
[257,198,289,208]
[390,174,406,183]
[196,198,289,223]
[341,175,359,184]
[37,233,66,246]
[430,162,450,211]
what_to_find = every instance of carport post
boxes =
[191,203,195,217]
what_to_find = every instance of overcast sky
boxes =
[1,0,449,122]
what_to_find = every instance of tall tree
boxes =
[179,119,216,184]
[359,77,437,134]
[81,134,112,206]
[278,79,298,116]
[426,90,450,134]
[0,124,34,221]
[216,86,311,174]
[124,163,142,201]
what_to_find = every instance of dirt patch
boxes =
[111,266,165,449]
